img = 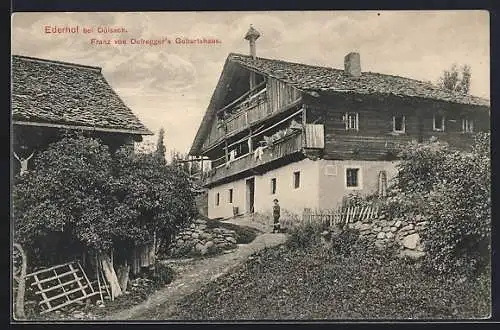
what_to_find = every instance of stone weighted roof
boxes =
[229,53,489,107]
[12,55,152,135]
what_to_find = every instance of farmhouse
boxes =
[11,55,153,176]
[189,26,490,219]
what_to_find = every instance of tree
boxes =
[113,146,197,251]
[438,64,472,94]
[156,128,166,162]
[13,133,197,287]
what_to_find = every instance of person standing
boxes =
[272,199,281,233]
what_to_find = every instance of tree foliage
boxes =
[384,133,491,277]
[13,133,197,265]
[438,64,472,94]
[155,128,166,162]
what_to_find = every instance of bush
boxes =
[388,133,491,277]
[286,222,324,250]
[421,135,490,277]
[331,227,360,257]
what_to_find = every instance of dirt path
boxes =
[105,232,287,320]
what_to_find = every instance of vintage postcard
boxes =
[11,11,491,321]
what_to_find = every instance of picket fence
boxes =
[280,205,380,229]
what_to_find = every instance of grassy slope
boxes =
[169,243,490,320]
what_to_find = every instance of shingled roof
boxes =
[229,53,490,107]
[12,55,152,135]
[189,53,489,155]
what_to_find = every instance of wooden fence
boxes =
[281,205,380,229]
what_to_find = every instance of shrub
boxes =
[331,227,360,257]
[387,133,491,277]
[286,222,324,250]
[421,134,490,277]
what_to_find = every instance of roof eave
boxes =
[12,120,153,136]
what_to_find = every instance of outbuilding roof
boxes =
[12,55,152,135]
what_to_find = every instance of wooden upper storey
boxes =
[190,53,490,184]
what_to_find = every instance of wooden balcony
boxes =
[202,132,305,187]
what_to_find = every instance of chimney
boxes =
[344,52,361,77]
[244,24,260,59]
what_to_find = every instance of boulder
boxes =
[376,232,386,239]
[195,243,207,254]
[390,227,397,232]
[383,226,391,232]
[189,223,196,229]
[205,241,215,249]
[401,224,414,232]
[195,219,207,224]
[394,220,402,228]
[385,232,395,239]
[400,249,425,259]
[226,237,237,244]
[191,232,200,239]
[198,224,207,230]
[360,223,371,231]
[402,233,420,250]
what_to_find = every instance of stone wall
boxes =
[346,214,428,258]
[169,218,238,257]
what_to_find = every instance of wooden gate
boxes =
[26,261,98,314]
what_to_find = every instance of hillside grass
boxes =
[169,239,491,320]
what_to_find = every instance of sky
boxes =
[11,11,490,157]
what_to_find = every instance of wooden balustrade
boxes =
[203,132,304,186]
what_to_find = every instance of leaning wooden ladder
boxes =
[26,261,99,314]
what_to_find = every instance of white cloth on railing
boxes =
[254,146,265,161]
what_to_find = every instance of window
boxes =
[462,118,474,133]
[215,193,220,206]
[433,114,445,131]
[345,112,359,131]
[393,115,405,133]
[228,189,233,203]
[293,171,300,189]
[270,178,277,194]
[346,168,360,188]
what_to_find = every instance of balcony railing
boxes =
[203,92,274,150]
[202,132,304,186]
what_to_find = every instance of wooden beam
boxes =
[13,121,153,135]
[203,98,303,154]
[217,80,266,114]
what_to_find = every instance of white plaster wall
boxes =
[207,158,321,219]
[207,179,247,219]
[253,158,320,216]
[318,159,399,209]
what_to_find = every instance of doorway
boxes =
[246,178,255,213]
